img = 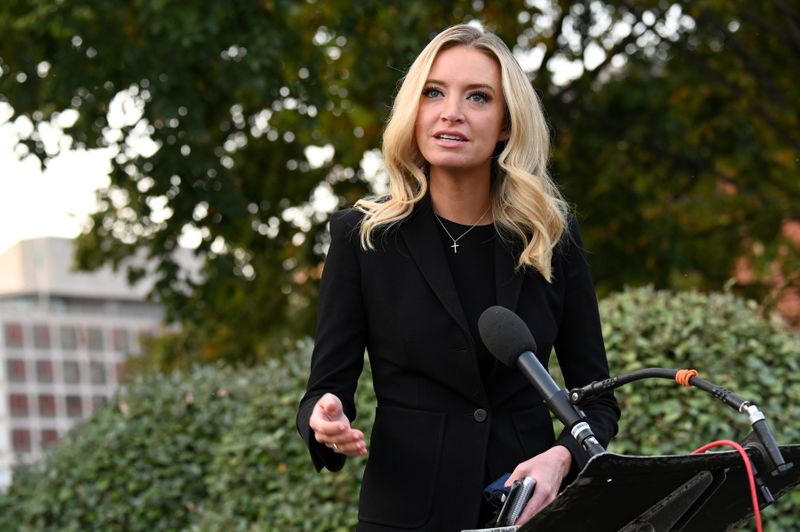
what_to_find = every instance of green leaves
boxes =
[1,1,798,367]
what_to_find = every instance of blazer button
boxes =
[473,408,488,423]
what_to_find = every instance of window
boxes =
[112,328,130,352]
[9,393,29,417]
[4,322,24,348]
[66,395,83,418]
[88,327,104,351]
[36,360,54,383]
[33,324,51,349]
[38,394,56,417]
[6,359,26,382]
[92,396,109,412]
[90,362,107,385]
[41,429,59,447]
[11,429,31,452]
[60,326,78,350]
[63,361,81,384]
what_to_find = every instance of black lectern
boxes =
[520,445,800,531]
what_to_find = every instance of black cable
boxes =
[570,367,793,478]
[568,367,748,411]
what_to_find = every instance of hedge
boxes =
[0,287,798,530]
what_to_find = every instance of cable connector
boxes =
[740,405,794,478]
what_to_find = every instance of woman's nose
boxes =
[440,97,464,122]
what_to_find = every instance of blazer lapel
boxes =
[399,196,472,339]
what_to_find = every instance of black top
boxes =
[435,216,497,383]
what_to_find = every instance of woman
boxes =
[297,24,620,531]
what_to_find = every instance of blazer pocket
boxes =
[358,405,446,528]
[511,403,556,458]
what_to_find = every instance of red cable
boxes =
[691,439,762,532]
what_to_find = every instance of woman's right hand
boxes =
[309,393,368,457]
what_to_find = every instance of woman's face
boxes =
[415,45,509,177]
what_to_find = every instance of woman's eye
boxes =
[467,91,490,103]
[422,87,443,98]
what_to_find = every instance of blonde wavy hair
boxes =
[356,24,569,281]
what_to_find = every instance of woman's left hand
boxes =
[505,445,572,525]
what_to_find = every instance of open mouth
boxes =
[435,134,467,142]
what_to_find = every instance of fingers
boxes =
[504,463,529,487]
[313,425,363,445]
[309,393,368,456]
[326,432,368,457]
[309,415,348,437]
[315,427,368,456]
[515,487,551,525]
[512,474,558,525]
[506,448,569,525]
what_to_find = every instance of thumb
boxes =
[505,468,523,487]
[321,394,343,419]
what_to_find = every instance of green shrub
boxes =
[0,287,797,530]
[1,366,237,531]
[191,345,376,531]
[0,340,375,531]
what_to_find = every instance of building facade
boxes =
[0,238,166,489]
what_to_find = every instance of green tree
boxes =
[550,1,800,301]
[1,1,797,367]
[0,0,521,365]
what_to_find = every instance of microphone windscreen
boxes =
[478,306,537,367]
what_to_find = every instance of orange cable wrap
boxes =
[675,368,698,386]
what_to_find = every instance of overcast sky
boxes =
[0,113,110,254]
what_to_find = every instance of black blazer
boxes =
[297,196,619,531]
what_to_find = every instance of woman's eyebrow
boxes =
[424,78,497,93]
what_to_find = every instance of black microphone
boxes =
[478,305,604,457]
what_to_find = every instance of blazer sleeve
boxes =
[296,209,367,472]
[552,216,620,469]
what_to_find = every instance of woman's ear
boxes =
[500,109,511,141]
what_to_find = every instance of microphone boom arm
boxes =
[569,367,793,477]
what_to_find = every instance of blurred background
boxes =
[0,1,798,530]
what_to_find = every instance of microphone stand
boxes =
[569,367,794,504]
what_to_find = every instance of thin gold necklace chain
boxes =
[433,205,491,254]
